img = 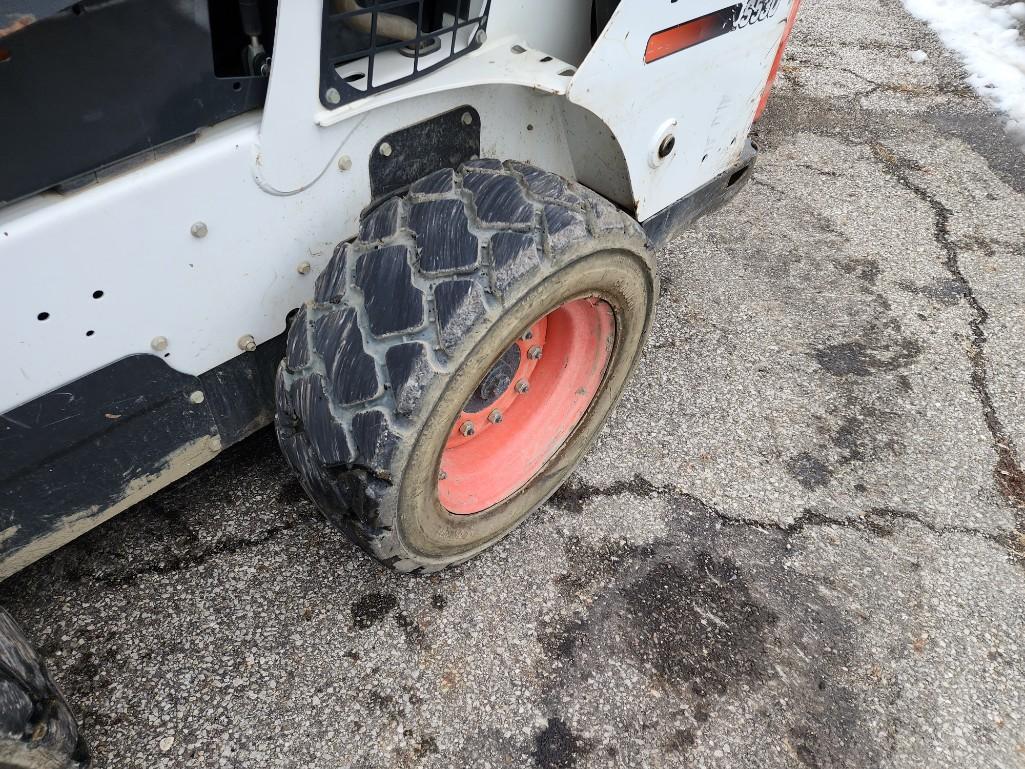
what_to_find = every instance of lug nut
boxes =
[515,379,530,394]
[488,409,503,424]
[460,421,476,437]
[238,334,257,352]
[527,346,542,360]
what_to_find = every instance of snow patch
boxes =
[901,0,1025,148]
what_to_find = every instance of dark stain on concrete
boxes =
[897,277,966,305]
[925,105,1025,195]
[787,452,832,489]
[531,718,592,769]
[814,337,921,377]
[351,592,398,629]
[621,553,778,694]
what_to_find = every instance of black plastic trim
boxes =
[0,333,285,570]
[641,139,758,249]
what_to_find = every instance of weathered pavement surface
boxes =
[6,0,1025,767]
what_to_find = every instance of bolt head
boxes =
[238,334,257,352]
[325,87,341,105]
[522,330,533,341]
[488,409,503,424]
[515,379,530,394]
[527,346,542,360]
[475,29,487,45]
[151,336,168,352]
[337,154,352,172]
[189,390,205,405]
[460,421,476,437]
[379,142,393,157]
[461,111,473,126]
[297,261,312,275]
[190,222,208,238]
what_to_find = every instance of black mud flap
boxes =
[642,139,758,249]
[0,334,284,578]
[368,105,481,203]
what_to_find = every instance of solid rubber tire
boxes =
[275,159,657,572]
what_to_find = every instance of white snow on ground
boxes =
[900,0,1025,148]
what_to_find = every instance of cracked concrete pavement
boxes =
[4,0,1025,767]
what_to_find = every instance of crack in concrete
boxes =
[551,474,1013,551]
[73,519,312,588]
[869,143,1025,562]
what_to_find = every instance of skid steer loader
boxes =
[0,0,800,763]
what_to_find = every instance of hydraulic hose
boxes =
[336,0,420,42]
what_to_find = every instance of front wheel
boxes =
[276,160,657,572]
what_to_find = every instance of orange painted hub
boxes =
[438,297,615,515]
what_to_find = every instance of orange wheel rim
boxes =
[437,297,615,515]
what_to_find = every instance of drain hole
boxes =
[727,165,750,187]
[37,311,49,321]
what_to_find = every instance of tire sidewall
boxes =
[395,246,656,564]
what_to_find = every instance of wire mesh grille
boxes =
[320,0,491,108]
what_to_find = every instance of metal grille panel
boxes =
[319,0,491,108]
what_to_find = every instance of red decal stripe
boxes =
[644,5,743,64]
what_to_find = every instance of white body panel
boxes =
[0,0,790,414]
[570,0,790,215]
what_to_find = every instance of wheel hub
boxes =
[437,297,615,515]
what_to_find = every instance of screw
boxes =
[475,29,487,45]
[325,87,341,105]
[527,346,542,360]
[515,379,530,394]
[438,470,447,481]
[488,409,503,424]
[460,421,476,437]
[189,390,205,405]
[190,222,208,238]
[337,154,352,172]
[151,336,168,352]
[461,111,473,126]
[238,334,257,352]
[297,261,311,275]
[379,142,393,157]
